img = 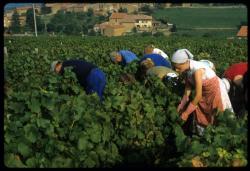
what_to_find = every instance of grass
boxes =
[152,7,247,29]
[172,29,238,38]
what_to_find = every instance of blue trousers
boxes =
[86,68,106,101]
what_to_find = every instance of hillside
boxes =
[153,7,247,29]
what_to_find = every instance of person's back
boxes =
[111,50,138,66]
[222,62,248,118]
[61,59,97,87]
[223,62,247,85]
[118,50,138,65]
[140,54,172,68]
[146,66,178,80]
[52,59,106,101]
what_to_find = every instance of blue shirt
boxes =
[118,50,138,66]
[140,54,172,68]
[61,59,97,88]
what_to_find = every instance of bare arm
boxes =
[191,69,203,105]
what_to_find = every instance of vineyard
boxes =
[4,36,248,167]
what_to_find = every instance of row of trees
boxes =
[6,7,108,35]
[46,9,107,35]
[8,9,45,34]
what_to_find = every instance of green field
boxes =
[4,36,247,167]
[153,7,247,28]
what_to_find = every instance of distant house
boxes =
[97,12,154,36]
[103,24,125,37]
[133,14,152,31]
[120,3,138,13]
[4,15,11,28]
[94,22,110,34]
[109,12,128,24]
[14,5,41,15]
[45,3,70,14]
[120,18,135,32]
[4,9,27,28]
[66,4,88,13]
[237,26,247,38]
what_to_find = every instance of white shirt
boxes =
[153,48,169,59]
[187,59,216,85]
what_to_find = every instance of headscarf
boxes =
[171,49,194,64]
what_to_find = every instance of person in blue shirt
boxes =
[51,59,106,101]
[110,50,138,66]
[139,54,172,68]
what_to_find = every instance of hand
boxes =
[180,111,189,121]
[180,102,197,121]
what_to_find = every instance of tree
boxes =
[159,18,168,25]
[154,32,164,37]
[82,25,88,35]
[88,29,96,36]
[25,9,45,33]
[118,7,128,13]
[141,31,152,36]
[64,18,82,35]
[132,27,137,33]
[139,4,153,14]
[10,11,21,33]
[87,8,94,17]
[25,9,35,32]
[155,3,165,9]
[47,23,55,33]
[98,15,106,23]
[41,4,51,15]
[36,16,45,33]
[170,24,177,32]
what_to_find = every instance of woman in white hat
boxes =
[171,49,233,135]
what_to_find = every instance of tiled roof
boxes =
[237,26,248,37]
[15,6,32,10]
[110,12,128,19]
[131,14,152,20]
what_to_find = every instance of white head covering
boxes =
[199,60,215,70]
[221,78,230,93]
[51,61,59,72]
[171,49,194,64]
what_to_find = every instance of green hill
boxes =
[152,7,247,37]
